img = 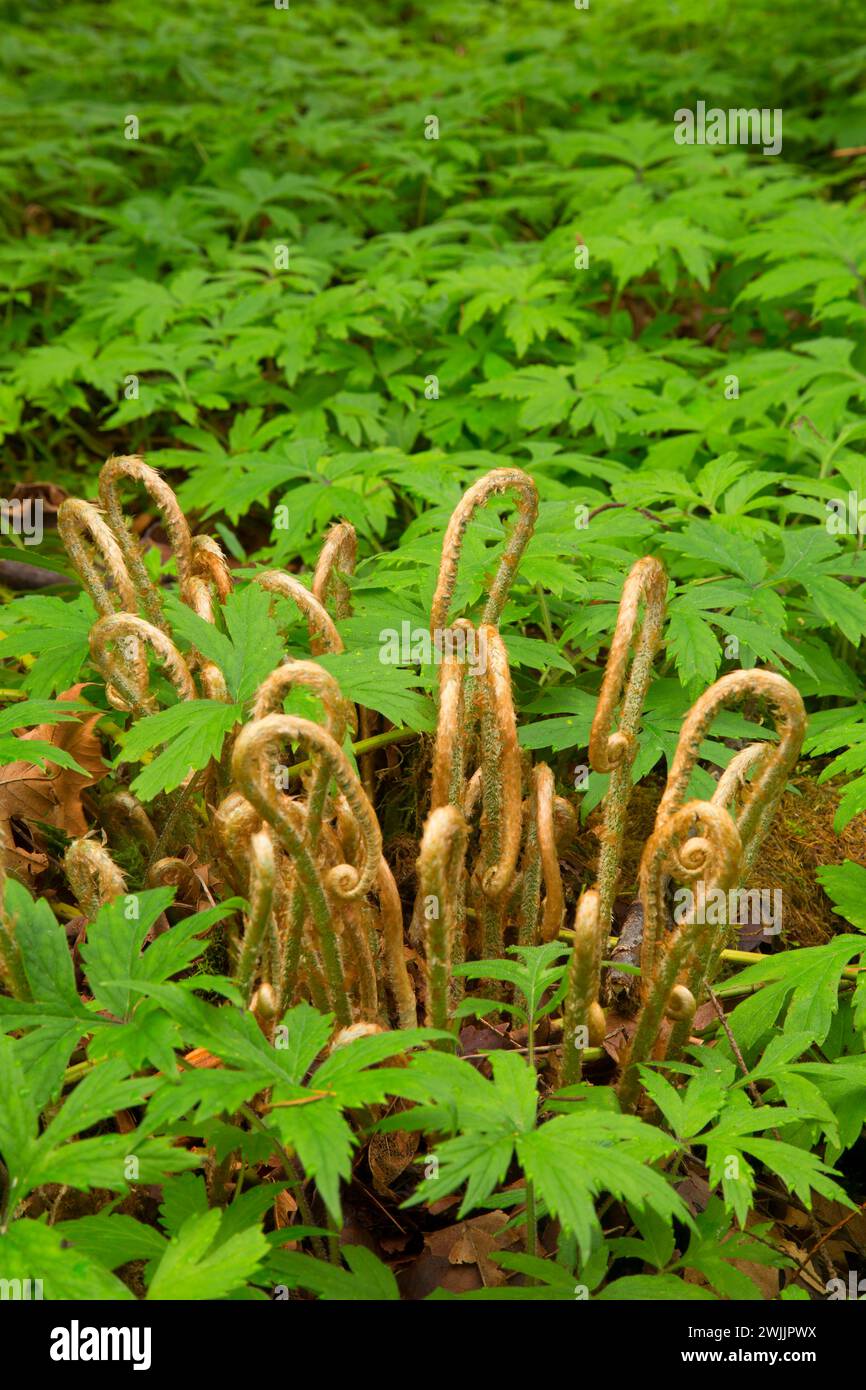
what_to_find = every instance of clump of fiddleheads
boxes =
[589,557,667,942]
[231,712,384,1027]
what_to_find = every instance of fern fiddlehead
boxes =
[589,556,667,944]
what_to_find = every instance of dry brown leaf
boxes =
[427,1211,519,1289]
[274,1190,298,1230]
[368,1123,418,1197]
[0,684,108,855]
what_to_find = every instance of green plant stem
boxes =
[283,725,418,779]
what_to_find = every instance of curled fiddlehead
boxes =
[656,669,806,873]
[58,498,148,705]
[145,856,198,903]
[100,790,158,853]
[190,534,233,605]
[64,837,126,919]
[430,468,539,633]
[312,521,357,623]
[417,804,469,1035]
[253,659,355,739]
[589,556,667,941]
[98,455,194,628]
[618,800,742,1110]
[90,612,196,716]
[561,889,607,1085]
[253,571,344,656]
[58,498,139,617]
[213,791,262,892]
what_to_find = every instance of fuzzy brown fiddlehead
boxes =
[618,801,742,1110]
[430,621,475,811]
[90,613,196,716]
[234,829,276,1005]
[417,804,469,1035]
[184,537,233,702]
[656,669,806,874]
[516,780,542,948]
[190,534,233,605]
[589,557,667,944]
[58,498,148,706]
[58,499,139,617]
[375,855,416,1029]
[561,889,606,1085]
[430,468,539,633]
[534,762,565,943]
[253,571,344,656]
[476,624,522,962]
[145,857,198,903]
[312,521,357,624]
[653,983,697,1063]
[64,838,127,920]
[98,455,194,628]
[100,790,158,854]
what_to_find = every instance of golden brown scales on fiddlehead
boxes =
[312,521,357,625]
[89,612,196,717]
[476,624,522,962]
[534,762,565,943]
[561,889,607,1085]
[185,537,234,703]
[57,499,140,618]
[617,800,742,1111]
[429,621,475,812]
[253,572,344,656]
[417,803,469,1036]
[57,498,148,707]
[190,534,233,605]
[145,857,198,904]
[234,829,276,1006]
[376,854,416,1029]
[589,557,667,947]
[64,838,126,920]
[98,455,195,629]
[430,468,539,633]
[656,669,806,875]
[100,790,158,854]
